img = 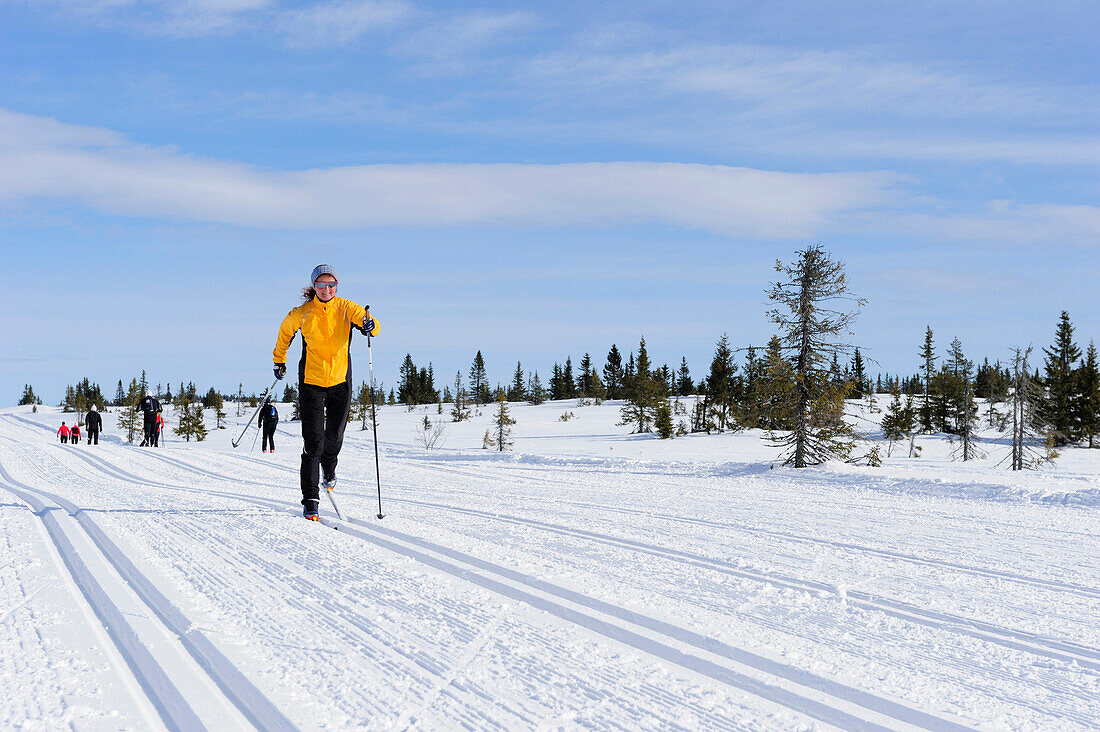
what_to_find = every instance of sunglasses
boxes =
[314,281,338,290]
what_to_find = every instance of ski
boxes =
[323,485,346,521]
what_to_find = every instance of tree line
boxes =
[20,246,1098,468]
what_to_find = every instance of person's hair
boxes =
[301,286,316,303]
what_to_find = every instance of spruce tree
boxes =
[563,357,576,399]
[114,380,125,406]
[451,371,470,421]
[577,353,595,398]
[469,351,490,405]
[117,378,142,443]
[508,362,526,402]
[1041,310,1082,446]
[549,363,565,400]
[754,335,798,431]
[398,354,419,406]
[704,334,737,432]
[880,382,916,457]
[850,348,866,399]
[1079,342,1100,449]
[919,327,936,433]
[946,337,980,460]
[677,357,693,396]
[603,345,624,399]
[18,384,38,406]
[654,400,674,439]
[527,370,547,405]
[489,389,515,451]
[766,245,863,467]
[619,337,664,433]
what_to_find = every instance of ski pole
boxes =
[367,324,385,520]
[232,378,279,448]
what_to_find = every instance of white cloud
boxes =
[0,108,898,238]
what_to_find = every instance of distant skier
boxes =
[272,264,380,520]
[57,422,70,444]
[154,412,165,447]
[85,405,102,444]
[138,390,161,447]
[69,424,81,445]
[259,397,279,453]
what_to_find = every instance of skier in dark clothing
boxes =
[57,422,70,444]
[85,405,102,444]
[272,264,379,520]
[259,398,279,453]
[70,424,81,445]
[138,390,161,447]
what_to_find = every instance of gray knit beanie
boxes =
[311,264,337,283]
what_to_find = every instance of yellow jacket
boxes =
[273,296,381,388]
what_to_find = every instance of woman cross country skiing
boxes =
[273,264,379,520]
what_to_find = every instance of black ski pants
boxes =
[262,424,276,452]
[299,381,351,503]
[143,415,157,446]
[87,429,99,445]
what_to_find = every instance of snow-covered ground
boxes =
[1,398,1097,730]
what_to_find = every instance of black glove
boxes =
[274,363,287,380]
[362,315,375,334]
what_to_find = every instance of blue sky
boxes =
[1,0,1097,405]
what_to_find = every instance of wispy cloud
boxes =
[19,0,411,42]
[275,0,413,48]
[392,9,537,71]
[880,202,1100,247]
[0,108,899,237]
[522,42,1093,121]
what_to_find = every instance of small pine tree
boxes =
[508,362,526,402]
[527,371,547,405]
[619,337,665,433]
[1080,342,1100,448]
[18,384,38,406]
[116,378,141,443]
[451,371,471,422]
[880,382,916,457]
[489,389,515,451]
[654,400,674,439]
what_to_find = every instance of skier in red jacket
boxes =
[57,422,70,444]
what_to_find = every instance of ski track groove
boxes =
[385,494,1100,672]
[391,456,1099,595]
[153,439,1100,724]
[0,462,206,731]
[230,442,1099,606]
[7,415,1096,728]
[2,419,962,731]
[0,443,300,731]
[3,427,774,729]
[213,443,1100,674]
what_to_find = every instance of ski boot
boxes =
[303,499,320,521]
